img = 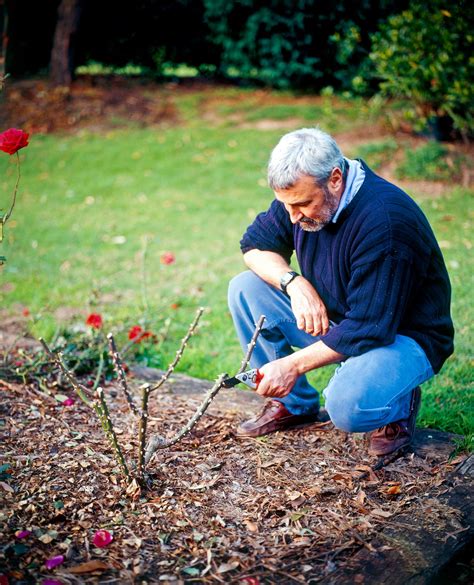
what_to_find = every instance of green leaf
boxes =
[182,567,200,576]
[54,394,69,402]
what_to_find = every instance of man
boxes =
[228,128,454,456]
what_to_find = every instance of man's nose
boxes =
[289,207,303,223]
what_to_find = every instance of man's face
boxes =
[274,172,343,232]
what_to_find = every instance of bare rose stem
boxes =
[144,315,265,465]
[96,387,131,480]
[108,332,139,415]
[1,152,20,241]
[137,383,151,481]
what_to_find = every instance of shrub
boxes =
[369,1,474,138]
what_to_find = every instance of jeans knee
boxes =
[326,396,361,432]
[326,394,391,433]
[325,394,386,433]
[228,271,251,303]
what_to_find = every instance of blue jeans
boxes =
[228,271,434,432]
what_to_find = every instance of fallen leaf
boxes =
[69,560,110,574]
[244,520,258,533]
[385,485,401,495]
[371,509,392,518]
[217,561,239,573]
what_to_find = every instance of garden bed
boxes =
[1,367,472,584]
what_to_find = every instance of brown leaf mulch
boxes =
[0,78,178,134]
[0,377,465,584]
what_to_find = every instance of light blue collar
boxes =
[332,158,365,223]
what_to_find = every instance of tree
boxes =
[49,0,82,86]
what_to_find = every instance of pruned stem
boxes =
[149,307,204,393]
[145,314,265,464]
[137,384,151,481]
[107,332,138,415]
[39,338,93,406]
[145,373,227,464]
[238,314,265,374]
[96,387,130,479]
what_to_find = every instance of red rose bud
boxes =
[0,128,29,155]
[160,251,175,265]
[85,313,103,329]
[92,529,113,548]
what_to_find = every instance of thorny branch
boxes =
[39,338,93,406]
[144,374,228,464]
[138,384,151,478]
[149,307,204,393]
[96,387,131,479]
[144,315,266,465]
[238,314,265,374]
[108,332,139,415]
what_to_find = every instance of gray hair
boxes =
[267,128,345,190]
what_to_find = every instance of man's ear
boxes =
[329,167,344,190]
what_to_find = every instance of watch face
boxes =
[281,271,298,290]
[281,273,293,287]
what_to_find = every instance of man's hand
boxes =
[256,357,298,398]
[287,276,329,336]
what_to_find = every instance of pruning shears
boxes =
[222,368,264,390]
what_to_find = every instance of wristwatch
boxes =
[280,270,300,295]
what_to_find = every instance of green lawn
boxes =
[1,87,472,448]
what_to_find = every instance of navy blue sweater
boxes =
[240,161,454,374]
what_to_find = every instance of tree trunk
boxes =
[0,0,8,86]
[49,0,82,86]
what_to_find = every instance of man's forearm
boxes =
[287,340,344,375]
[243,249,292,289]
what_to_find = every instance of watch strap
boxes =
[280,270,300,294]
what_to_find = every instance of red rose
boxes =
[86,313,103,329]
[128,325,153,343]
[160,252,175,265]
[128,325,143,341]
[0,128,29,155]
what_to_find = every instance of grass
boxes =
[1,87,472,447]
[395,141,463,182]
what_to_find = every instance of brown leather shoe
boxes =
[236,400,320,438]
[368,387,421,456]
